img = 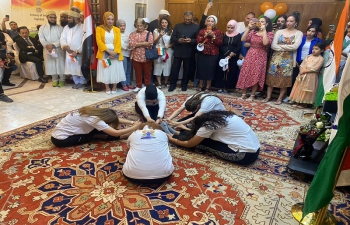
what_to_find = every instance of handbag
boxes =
[145,31,158,61]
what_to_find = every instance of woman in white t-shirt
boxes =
[123,122,174,184]
[51,107,142,147]
[167,92,225,127]
[167,110,260,165]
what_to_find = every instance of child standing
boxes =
[289,42,325,107]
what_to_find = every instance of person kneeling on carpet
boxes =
[123,122,174,184]
[51,106,142,147]
[135,84,166,124]
[167,110,260,165]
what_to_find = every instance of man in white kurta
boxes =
[39,11,65,87]
[60,11,85,89]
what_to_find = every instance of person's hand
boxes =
[46,44,54,52]
[185,38,191,43]
[6,53,14,59]
[160,31,165,37]
[156,119,162,124]
[179,38,184,43]
[166,133,173,141]
[175,124,188,131]
[248,21,255,30]
[168,120,180,126]
[146,116,155,123]
[206,2,213,9]
[244,43,250,48]
[3,18,9,22]
[260,24,266,31]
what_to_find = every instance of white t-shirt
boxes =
[123,126,174,179]
[236,22,246,34]
[301,41,311,60]
[52,111,110,140]
[182,94,225,113]
[136,87,166,118]
[196,115,260,153]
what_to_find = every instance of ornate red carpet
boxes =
[0,92,349,225]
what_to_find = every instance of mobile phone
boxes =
[5,15,9,19]
[329,24,335,29]
[164,28,168,33]
[209,0,213,3]
[182,35,187,39]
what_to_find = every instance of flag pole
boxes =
[291,146,350,225]
[314,146,350,225]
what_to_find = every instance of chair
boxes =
[12,43,40,81]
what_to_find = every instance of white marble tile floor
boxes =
[0,75,134,133]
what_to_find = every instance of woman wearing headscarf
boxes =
[306,18,323,39]
[214,20,241,93]
[196,15,223,92]
[236,16,274,101]
[96,12,126,94]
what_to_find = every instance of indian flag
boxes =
[82,0,98,70]
[102,59,112,68]
[314,0,349,107]
[302,1,350,217]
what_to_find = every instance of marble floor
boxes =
[0,74,140,134]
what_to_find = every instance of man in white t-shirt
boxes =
[236,12,255,34]
[123,122,174,184]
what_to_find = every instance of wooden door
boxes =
[216,3,245,31]
[165,0,196,26]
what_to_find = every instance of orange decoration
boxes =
[260,2,274,13]
[274,3,288,15]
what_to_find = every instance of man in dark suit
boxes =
[168,11,199,92]
[14,26,47,83]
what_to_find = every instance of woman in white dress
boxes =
[153,17,173,89]
[96,12,126,94]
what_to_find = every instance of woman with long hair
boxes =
[167,91,225,127]
[123,121,174,184]
[51,107,141,147]
[167,110,260,165]
[153,17,173,88]
[306,18,323,39]
[96,12,126,94]
[264,12,303,105]
[236,16,274,101]
[215,20,242,93]
[196,15,223,92]
[129,18,154,92]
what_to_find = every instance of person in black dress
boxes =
[215,20,241,93]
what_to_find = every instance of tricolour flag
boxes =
[302,0,350,216]
[314,0,349,107]
[82,0,98,70]
[102,59,112,68]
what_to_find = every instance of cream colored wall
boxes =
[118,0,165,34]
[0,0,13,29]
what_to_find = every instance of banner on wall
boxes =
[11,0,70,33]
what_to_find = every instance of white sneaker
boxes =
[133,87,141,93]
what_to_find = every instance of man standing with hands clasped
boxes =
[39,11,65,87]
[168,11,199,92]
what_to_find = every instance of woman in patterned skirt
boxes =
[235,17,274,101]
[264,12,303,105]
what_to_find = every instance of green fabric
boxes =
[343,39,350,50]
[324,92,338,101]
[315,49,331,107]
[303,95,350,218]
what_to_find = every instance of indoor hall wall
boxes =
[165,0,346,35]
[118,0,165,34]
[0,0,13,28]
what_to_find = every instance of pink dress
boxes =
[236,31,274,90]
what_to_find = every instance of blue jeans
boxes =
[121,56,132,86]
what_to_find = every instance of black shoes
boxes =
[38,77,48,83]
[181,86,187,91]
[2,82,16,86]
[0,94,13,103]
[168,85,176,92]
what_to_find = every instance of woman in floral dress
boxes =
[264,12,303,105]
[236,17,274,100]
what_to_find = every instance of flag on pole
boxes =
[314,0,349,107]
[302,0,350,215]
[82,0,98,70]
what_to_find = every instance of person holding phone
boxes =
[1,16,19,39]
[168,11,200,92]
[196,15,223,92]
[153,17,173,88]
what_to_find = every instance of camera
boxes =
[182,35,187,39]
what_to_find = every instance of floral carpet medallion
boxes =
[0,92,349,225]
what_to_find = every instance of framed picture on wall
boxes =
[135,3,146,19]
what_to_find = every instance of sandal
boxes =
[246,95,255,101]
[275,99,282,105]
[262,98,270,103]
[157,85,162,89]
[240,94,247,99]
[204,87,210,93]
